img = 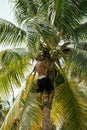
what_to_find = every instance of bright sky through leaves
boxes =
[0,0,14,23]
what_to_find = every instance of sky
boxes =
[0,0,14,23]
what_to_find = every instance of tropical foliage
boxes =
[0,0,87,129]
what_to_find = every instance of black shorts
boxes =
[37,76,54,93]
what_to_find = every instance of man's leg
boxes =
[39,92,43,102]
[36,92,44,109]
[48,90,54,109]
[37,78,43,103]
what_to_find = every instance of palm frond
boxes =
[9,0,39,25]
[54,0,87,40]
[0,73,35,130]
[0,48,30,72]
[0,48,31,96]
[0,86,23,130]
[0,68,12,98]
[76,42,87,51]
[0,18,26,46]
[21,73,37,102]
[78,0,87,18]
[28,18,57,47]
[27,25,41,59]
[54,0,80,30]
[54,0,65,22]
[73,22,87,41]
[66,47,87,81]
[8,0,87,42]
[55,80,87,130]
[51,101,64,126]
[19,92,42,130]
[19,76,42,130]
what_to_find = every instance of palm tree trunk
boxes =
[42,92,52,130]
[52,124,56,130]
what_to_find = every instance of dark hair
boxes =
[42,50,50,58]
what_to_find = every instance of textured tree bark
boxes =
[42,92,52,130]
[52,124,56,130]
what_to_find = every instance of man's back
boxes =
[35,61,47,76]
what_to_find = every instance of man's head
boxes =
[36,49,50,61]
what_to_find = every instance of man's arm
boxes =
[47,61,54,71]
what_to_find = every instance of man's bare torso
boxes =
[35,61,48,76]
[35,57,55,78]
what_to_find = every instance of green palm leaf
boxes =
[73,22,87,41]
[0,86,23,130]
[19,92,41,130]
[28,18,57,47]
[55,80,87,130]
[9,0,39,25]
[0,48,31,96]
[76,42,87,50]
[66,45,87,81]
[54,0,87,40]
[19,74,42,130]
[0,18,26,46]
[0,73,36,130]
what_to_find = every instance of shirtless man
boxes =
[35,52,55,108]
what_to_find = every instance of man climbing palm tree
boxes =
[35,50,55,109]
